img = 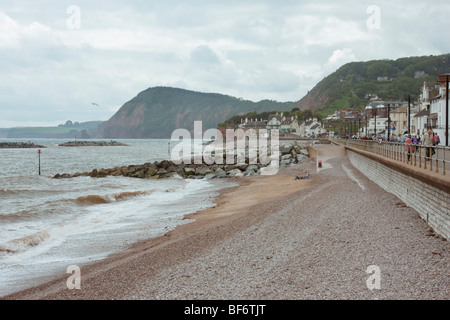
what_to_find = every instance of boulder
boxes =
[279,143,293,155]
[157,160,172,170]
[224,164,238,172]
[228,169,244,177]
[145,168,157,177]
[131,170,145,178]
[110,169,122,176]
[237,163,249,171]
[245,169,257,176]
[246,164,259,172]
[204,173,217,180]
[98,169,109,177]
[157,168,168,175]
[292,145,302,154]
[209,164,219,172]
[195,165,212,175]
[299,149,309,157]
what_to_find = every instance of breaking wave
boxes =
[76,189,158,205]
[77,194,112,204]
[0,230,50,254]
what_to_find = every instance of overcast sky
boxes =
[0,0,449,127]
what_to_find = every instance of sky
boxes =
[0,0,449,127]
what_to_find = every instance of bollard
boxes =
[38,149,41,175]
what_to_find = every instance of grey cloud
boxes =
[0,0,449,126]
[190,45,221,66]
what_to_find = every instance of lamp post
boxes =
[365,114,368,137]
[365,105,375,138]
[374,110,377,138]
[442,75,449,147]
[387,104,391,142]
[408,95,411,135]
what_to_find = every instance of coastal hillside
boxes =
[0,121,102,139]
[297,54,450,115]
[98,87,295,139]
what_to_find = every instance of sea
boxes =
[0,138,236,297]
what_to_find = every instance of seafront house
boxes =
[265,113,299,135]
[366,117,389,137]
[240,118,266,130]
[266,113,282,135]
[413,76,448,145]
[303,118,326,137]
[390,105,416,137]
[429,85,448,146]
[414,108,430,137]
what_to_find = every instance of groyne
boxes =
[53,141,310,180]
[0,142,47,149]
[58,140,128,147]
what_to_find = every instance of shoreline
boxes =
[2,158,316,300]
[3,144,449,300]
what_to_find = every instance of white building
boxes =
[429,84,449,146]
[303,118,326,137]
[367,117,389,137]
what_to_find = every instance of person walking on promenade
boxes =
[422,129,434,160]
[433,133,440,146]
[412,134,419,152]
[405,134,413,162]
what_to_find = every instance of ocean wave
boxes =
[0,188,173,223]
[0,230,50,254]
[76,194,112,204]
[76,189,158,205]
[0,188,17,195]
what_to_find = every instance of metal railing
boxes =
[340,139,449,176]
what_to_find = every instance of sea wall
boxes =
[346,148,450,240]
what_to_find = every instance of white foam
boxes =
[0,175,233,297]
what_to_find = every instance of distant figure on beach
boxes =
[295,172,311,180]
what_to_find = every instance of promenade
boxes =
[3,144,449,300]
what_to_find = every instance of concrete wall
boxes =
[346,148,450,240]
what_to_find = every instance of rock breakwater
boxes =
[53,142,309,180]
[0,142,47,149]
[58,140,128,147]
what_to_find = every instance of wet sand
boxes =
[3,144,449,300]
